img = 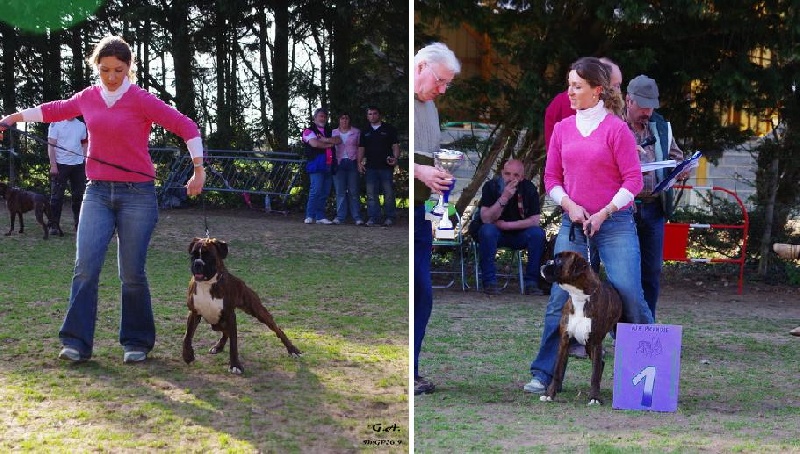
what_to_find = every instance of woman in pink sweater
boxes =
[524,57,654,395]
[1,36,205,364]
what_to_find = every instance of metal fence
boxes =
[151,148,304,211]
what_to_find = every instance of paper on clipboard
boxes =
[641,160,677,172]
[651,151,703,195]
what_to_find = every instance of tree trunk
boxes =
[68,27,86,92]
[42,31,62,103]
[329,0,352,115]
[758,156,780,274]
[256,9,275,150]
[214,3,231,146]
[170,0,197,121]
[271,0,289,150]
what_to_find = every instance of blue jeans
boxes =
[305,171,332,220]
[477,223,546,287]
[365,168,396,222]
[414,205,433,378]
[59,181,159,359]
[529,208,653,385]
[635,201,665,320]
[333,160,362,222]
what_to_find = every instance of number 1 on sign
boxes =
[632,366,656,407]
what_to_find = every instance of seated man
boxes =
[476,159,546,295]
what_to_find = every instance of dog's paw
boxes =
[229,365,244,375]
[287,347,302,357]
[209,345,224,354]
[587,399,603,406]
[182,348,195,364]
[539,395,554,402]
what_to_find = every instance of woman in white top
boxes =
[331,113,363,225]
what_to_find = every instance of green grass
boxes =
[0,207,409,453]
[415,286,800,453]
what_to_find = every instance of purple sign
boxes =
[612,323,682,412]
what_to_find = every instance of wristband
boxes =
[193,163,203,168]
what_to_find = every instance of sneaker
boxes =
[365,220,377,227]
[355,220,365,226]
[304,217,314,224]
[414,376,436,395]
[383,218,394,227]
[316,218,333,225]
[523,377,546,393]
[483,283,503,296]
[569,343,588,359]
[58,347,85,363]
[123,351,147,363]
[332,218,342,225]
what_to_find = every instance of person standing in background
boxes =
[47,117,88,235]
[331,113,363,225]
[302,108,341,225]
[625,75,688,321]
[358,106,400,227]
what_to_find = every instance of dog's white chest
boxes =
[563,285,592,345]
[192,279,224,324]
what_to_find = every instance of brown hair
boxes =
[570,57,624,116]
[88,36,137,82]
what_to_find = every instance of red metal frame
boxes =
[662,185,750,294]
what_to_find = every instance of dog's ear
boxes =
[188,237,202,253]
[216,240,229,259]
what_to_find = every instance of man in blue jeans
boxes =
[625,75,688,321]
[475,159,546,296]
[358,107,400,227]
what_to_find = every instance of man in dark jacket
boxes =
[357,107,400,227]
[476,159,546,295]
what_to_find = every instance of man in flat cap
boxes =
[625,75,689,321]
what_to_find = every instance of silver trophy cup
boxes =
[431,149,465,239]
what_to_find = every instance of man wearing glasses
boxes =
[413,42,460,396]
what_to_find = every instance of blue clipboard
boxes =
[651,151,703,195]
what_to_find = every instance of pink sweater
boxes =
[41,85,200,182]
[545,114,643,213]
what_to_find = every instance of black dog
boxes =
[184,237,302,374]
[0,182,56,239]
[539,251,622,405]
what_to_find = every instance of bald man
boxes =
[474,159,546,296]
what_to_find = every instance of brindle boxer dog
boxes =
[184,237,302,374]
[539,251,622,405]
[0,182,55,239]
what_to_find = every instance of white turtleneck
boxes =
[575,99,608,137]
[99,76,132,108]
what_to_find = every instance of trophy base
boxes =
[425,211,442,222]
[435,227,456,240]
